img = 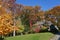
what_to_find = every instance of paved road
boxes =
[50,32,60,40]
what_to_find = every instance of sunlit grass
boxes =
[6,32,53,40]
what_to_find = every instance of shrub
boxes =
[40,26,48,32]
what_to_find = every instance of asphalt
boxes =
[50,32,60,40]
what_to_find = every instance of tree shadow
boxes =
[58,37,60,40]
[49,31,60,35]
[55,32,60,35]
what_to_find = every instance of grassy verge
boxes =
[6,32,53,40]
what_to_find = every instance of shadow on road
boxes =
[55,32,60,40]
[58,37,60,40]
[50,32,60,40]
[55,32,60,35]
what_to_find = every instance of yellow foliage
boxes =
[0,13,14,35]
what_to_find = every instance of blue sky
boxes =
[16,0,60,11]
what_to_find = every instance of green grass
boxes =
[6,32,53,40]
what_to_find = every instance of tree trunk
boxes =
[29,20,32,30]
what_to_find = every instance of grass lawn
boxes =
[6,32,53,40]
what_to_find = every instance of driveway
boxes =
[50,32,60,40]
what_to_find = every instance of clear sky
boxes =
[16,0,60,11]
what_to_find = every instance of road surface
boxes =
[50,32,60,40]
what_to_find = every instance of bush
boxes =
[32,25,40,33]
[40,26,48,32]
[0,36,4,40]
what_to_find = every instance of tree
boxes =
[19,6,42,33]
[0,2,20,38]
[45,6,60,28]
[0,13,13,39]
